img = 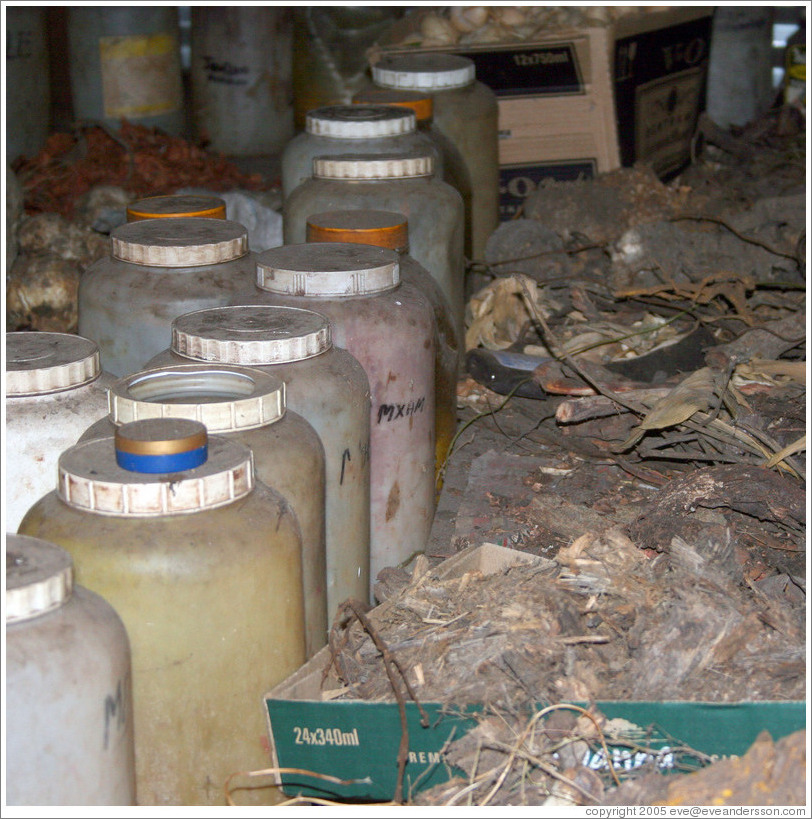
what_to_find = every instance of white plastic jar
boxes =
[284,151,464,335]
[79,217,256,377]
[78,364,328,658]
[6,534,136,806]
[18,419,306,806]
[370,52,499,260]
[233,242,436,593]
[305,209,460,489]
[5,331,115,532]
[145,305,371,618]
[281,103,439,200]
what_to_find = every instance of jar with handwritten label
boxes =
[18,419,306,806]
[5,331,115,532]
[78,364,327,658]
[79,217,255,376]
[305,209,459,489]
[6,534,136,806]
[145,305,371,616]
[232,242,435,593]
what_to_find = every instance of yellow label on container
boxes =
[99,33,181,118]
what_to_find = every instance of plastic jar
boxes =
[145,305,371,618]
[233,242,436,593]
[352,87,473,257]
[6,534,136,806]
[5,5,51,163]
[6,331,115,532]
[78,364,327,658]
[18,419,306,806]
[127,194,227,221]
[305,209,459,488]
[79,217,255,376]
[67,6,184,135]
[370,52,499,260]
[283,152,464,335]
[281,104,439,200]
[190,7,294,156]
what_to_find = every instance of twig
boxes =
[671,214,799,261]
[223,766,373,805]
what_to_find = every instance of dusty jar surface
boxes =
[78,364,328,657]
[5,331,115,532]
[79,217,256,376]
[17,426,306,806]
[281,104,439,199]
[146,305,371,618]
[6,534,136,806]
[283,152,464,336]
[232,242,436,594]
[370,52,499,260]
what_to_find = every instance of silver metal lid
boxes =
[172,305,333,364]
[109,364,286,433]
[306,105,416,138]
[6,534,73,623]
[58,434,255,517]
[312,152,433,180]
[6,331,101,396]
[111,217,248,267]
[256,242,400,296]
[372,53,476,90]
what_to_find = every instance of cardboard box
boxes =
[371,7,714,220]
[265,543,804,802]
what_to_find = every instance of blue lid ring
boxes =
[115,418,209,474]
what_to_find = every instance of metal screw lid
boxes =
[256,242,400,297]
[111,217,248,267]
[126,194,227,221]
[352,88,434,122]
[115,418,209,473]
[58,433,255,517]
[306,209,409,253]
[109,364,286,433]
[306,105,416,138]
[6,534,73,624]
[6,331,101,396]
[372,53,476,90]
[312,152,433,180]
[172,305,332,364]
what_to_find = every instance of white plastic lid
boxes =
[306,105,416,138]
[6,331,101,396]
[111,217,248,267]
[109,364,286,433]
[6,534,73,623]
[256,243,400,297]
[172,305,332,364]
[313,152,433,180]
[372,53,476,90]
[58,434,255,517]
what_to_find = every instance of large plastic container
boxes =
[370,52,499,260]
[352,87,473,258]
[283,152,464,338]
[281,104,439,200]
[18,419,306,806]
[6,6,51,163]
[79,217,256,376]
[190,7,294,156]
[145,305,371,617]
[79,364,327,657]
[127,193,227,221]
[6,534,136,806]
[67,6,184,135]
[232,243,436,593]
[5,331,115,532]
[305,209,459,488]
